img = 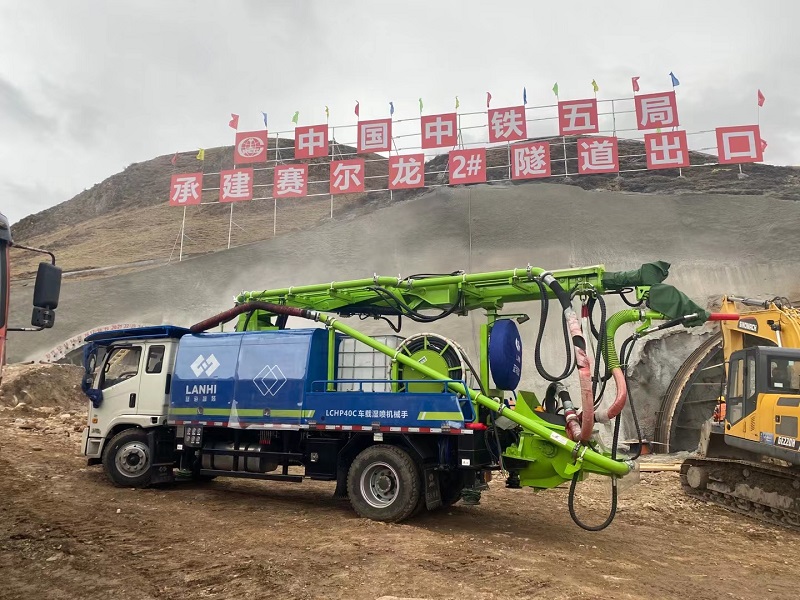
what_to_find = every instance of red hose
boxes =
[189,301,310,333]
[595,368,628,423]
[565,309,595,442]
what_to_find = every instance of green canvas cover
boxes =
[648,283,709,326]
[602,261,671,290]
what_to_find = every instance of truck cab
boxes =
[82,327,186,464]
[724,346,800,463]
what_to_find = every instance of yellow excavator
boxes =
[681,295,800,528]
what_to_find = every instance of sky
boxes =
[1,0,798,225]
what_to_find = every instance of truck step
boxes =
[198,469,303,483]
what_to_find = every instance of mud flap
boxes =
[147,428,176,485]
[424,466,442,510]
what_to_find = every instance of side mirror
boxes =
[31,262,62,329]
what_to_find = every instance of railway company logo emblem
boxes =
[737,318,759,333]
[255,364,287,397]
[191,354,221,377]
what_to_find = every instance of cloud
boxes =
[0,76,55,133]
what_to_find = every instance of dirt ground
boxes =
[0,401,797,600]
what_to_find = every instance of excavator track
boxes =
[681,457,800,530]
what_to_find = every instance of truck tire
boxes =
[102,428,153,488]
[347,445,421,523]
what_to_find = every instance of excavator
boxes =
[681,295,800,528]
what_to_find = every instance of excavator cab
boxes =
[724,346,800,462]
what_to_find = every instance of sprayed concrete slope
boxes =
[9,183,800,440]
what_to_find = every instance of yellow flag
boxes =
[591,79,599,93]
[196,148,205,161]
[455,96,460,110]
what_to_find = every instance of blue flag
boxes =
[389,101,394,116]
[523,86,527,105]
[669,72,680,87]
[261,111,268,127]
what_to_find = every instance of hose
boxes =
[190,301,311,333]
[595,309,645,424]
[533,278,575,382]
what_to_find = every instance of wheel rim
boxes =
[116,441,150,477]
[360,461,399,508]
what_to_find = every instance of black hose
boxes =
[369,285,464,323]
[533,278,575,382]
[620,334,644,461]
[568,414,620,531]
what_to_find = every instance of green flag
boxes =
[455,95,460,110]
[591,79,599,93]
[325,105,330,119]
[552,82,559,97]
[418,97,423,114]
[291,111,299,124]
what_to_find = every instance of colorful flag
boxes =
[291,111,299,124]
[170,152,177,166]
[354,101,360,117]
[552,82,559,97]
[196,148,205,161]
[669,72,680,87]
[632,76,640,93]
[389,101,394,116]
[523,87,527,105]
[325,105,330,120]
[591,79,599,93]
[758,89,765,107]
[486,91,492,108]
[761,138,768,152]
[229,113,239,129]
[418,97,423,114]
[455,96,460,110]
[261,111,268,127]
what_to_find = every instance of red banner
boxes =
[449,149,486,185]
[577,137,619,174]
[389,154,425,190]
[169,173,203,206]
[219,168,254,202]
[645,131,689,169]
[488,106,527,143]
[716,125,763,164]
[357,119,392,153]
[558,99,598,136]
[273,164,308,198]
[330,159,365,194]
[234,131,268,164]
[635,91,679,130]
[420,113,457,149]
[511,142,551,180]
[295,125,328,159]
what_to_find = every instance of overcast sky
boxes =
[1,0,797,225]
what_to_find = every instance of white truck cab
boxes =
[81,328,183,467]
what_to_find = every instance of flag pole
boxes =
[179,206,186,261]
[227,204,233,249]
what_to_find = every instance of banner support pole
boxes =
[179,206,186,262]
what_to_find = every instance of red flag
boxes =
[170,152,177,166]
[632,76,640,93]
[354,101,360,117]
[761,138,768,152]
[229,113,239,129]
[486,91,492,108]
[757,89,765,107]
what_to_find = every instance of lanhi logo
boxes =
[191,354,221,377]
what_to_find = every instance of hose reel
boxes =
[393,333,467,393]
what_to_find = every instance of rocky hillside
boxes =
[9,137,800,279]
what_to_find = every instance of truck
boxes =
[681,295,800,528]
[81,261,729,528]
[0,210,62,377]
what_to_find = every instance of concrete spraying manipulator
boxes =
[81,261,734,529]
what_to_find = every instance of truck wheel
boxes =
[347,445,421,523]
[102,428,153,488]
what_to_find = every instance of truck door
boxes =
[726,351,758,441]
[136,343,170,416]
[98,345,143,415]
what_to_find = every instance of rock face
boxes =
[8,182,800,443]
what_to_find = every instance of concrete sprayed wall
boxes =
[10,183,800,441]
